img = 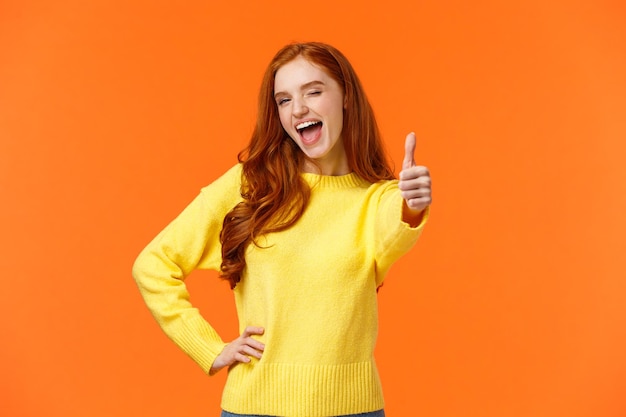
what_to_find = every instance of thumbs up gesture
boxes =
[399,132,432,215]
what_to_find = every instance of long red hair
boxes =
[220,42,395,288]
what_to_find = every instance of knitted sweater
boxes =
[132,164,428,417]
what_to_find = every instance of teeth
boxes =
[296,121,320,130]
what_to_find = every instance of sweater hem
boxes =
[221,360,384,417]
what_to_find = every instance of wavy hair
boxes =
[219,42,395,288]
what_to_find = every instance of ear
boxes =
[343,94,348,109]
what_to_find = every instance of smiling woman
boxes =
[132,42,432,417]
[275,57,348,175]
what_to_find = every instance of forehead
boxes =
[274,56,336,92]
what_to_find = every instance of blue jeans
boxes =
[221,410,385,417]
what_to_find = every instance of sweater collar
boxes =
[301,171,369,189]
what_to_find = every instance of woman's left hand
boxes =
[398,132,432,216]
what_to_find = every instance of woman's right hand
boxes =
[210,326,265,374]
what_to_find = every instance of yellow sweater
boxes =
[133,164,428,417]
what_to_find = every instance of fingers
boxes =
[242,326,265,338]
[399,164,432,213]
[210,326,265,373]
[400,187,431,200]
[240,344,263,360]
[399,165,429,182]
[401,183,432,209]
[238,327,265,358]
[405,196,432,212]
[241,326,265,353]
[226,339,264,365]
[241,334,265,353]
[403,132,417,170]
[233,351,252,363]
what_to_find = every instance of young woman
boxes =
[133,42,432,417]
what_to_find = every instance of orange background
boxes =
[1,1,625,416]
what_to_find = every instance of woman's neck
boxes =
[302,158,350,176]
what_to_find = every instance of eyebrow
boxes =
[274,80,326,98]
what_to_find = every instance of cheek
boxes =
[325,99,345,131]
[278,109,292,133]
[331,107,344,134]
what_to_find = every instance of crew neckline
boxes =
[301,171,369,188]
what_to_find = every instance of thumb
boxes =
[403,132,416,170]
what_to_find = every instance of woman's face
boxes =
[274,56,348,175]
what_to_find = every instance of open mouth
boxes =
[296,120,323,143]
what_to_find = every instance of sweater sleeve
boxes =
[374,180,430,285]
[132,164,243,374]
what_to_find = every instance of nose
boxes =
[292,98,308,118]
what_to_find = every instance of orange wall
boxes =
[1,1,625,416]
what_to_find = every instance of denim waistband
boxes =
[221,409,385,417]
